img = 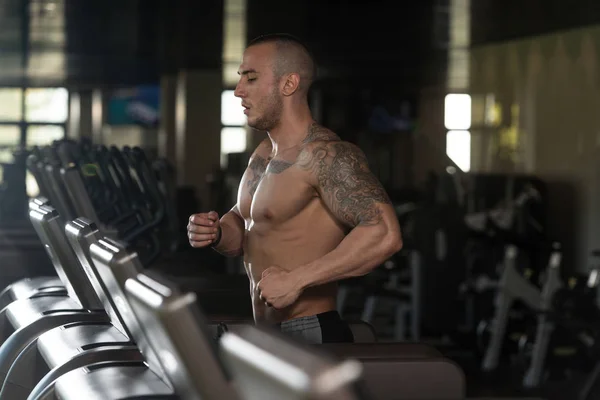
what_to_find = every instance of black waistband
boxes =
[274,310,342,328]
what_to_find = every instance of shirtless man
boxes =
[187,33,402,344]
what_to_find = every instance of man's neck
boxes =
[267,106,314,154]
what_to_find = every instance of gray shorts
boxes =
[277,311,354,344]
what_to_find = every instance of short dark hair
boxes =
[247,33,308,50]
[247,33,317,92]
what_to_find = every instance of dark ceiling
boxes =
[0,0,161,86]
[1,0,600,88]
[0,0,443,89]
[471,0,600,47]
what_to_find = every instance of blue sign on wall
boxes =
[107,85,160,127]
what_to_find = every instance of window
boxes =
[25,87,69,122]
[0,125,21,146]
[444,94,471,130]
[0,126,21,188]
[0,148,15,165]
[223,0,246,87]
[221,89,247,167]
[0,87,68,197]
[27,125,66,146]
[446,130,471,172]
[221,127,247,154]
[221,90,246,126]
[444,93,471,172]
[0,89,23,121]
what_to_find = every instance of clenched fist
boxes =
[187,211,221,248]
[256,266,303,310]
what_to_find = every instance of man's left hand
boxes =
[256,266,303,309]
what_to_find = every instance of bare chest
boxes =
[237,158,315,225]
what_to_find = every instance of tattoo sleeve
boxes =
[297,141,391,227]
[302,122,340,144]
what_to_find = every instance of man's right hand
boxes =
[187,211,221,248]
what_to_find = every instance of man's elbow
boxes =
[357,231,402,276]
[372,224,403,259]
[383,231,403,256]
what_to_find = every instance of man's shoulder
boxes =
[300,138,365,159]
[297,138,368,177]
[302,123,340,145]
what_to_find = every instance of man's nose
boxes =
[234,82,244,98]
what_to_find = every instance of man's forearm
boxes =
[213,211,245,257]
[292,224,402,290]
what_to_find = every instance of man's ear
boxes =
[281,73,300,96]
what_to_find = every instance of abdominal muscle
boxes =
[243,221,345,324]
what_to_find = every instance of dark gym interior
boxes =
[1,0,600,399]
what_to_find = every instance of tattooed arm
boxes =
[291,140,402,288]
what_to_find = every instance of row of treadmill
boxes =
[0,138,538,399]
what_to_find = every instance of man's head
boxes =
[234,33,316,131]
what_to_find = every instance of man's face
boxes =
[234,43,284,132]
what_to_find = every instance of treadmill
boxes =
[31,228,177,400]
[125,272,239,400]
[2,217,150,399]
[0,206,108,391]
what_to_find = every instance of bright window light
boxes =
[26,125,65,146]
[0,125,21,146]
[446,130,471,172]
[25,87,69,123]
[220,127,247,168]
[221,90,246,126]
[221,127,247,154]
[0,89,23,121]
[444,94,471,130]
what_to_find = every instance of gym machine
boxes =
[30,226,177,400]
[1,217,146,399]
[482,242,563,375]
[124,268,466,400]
